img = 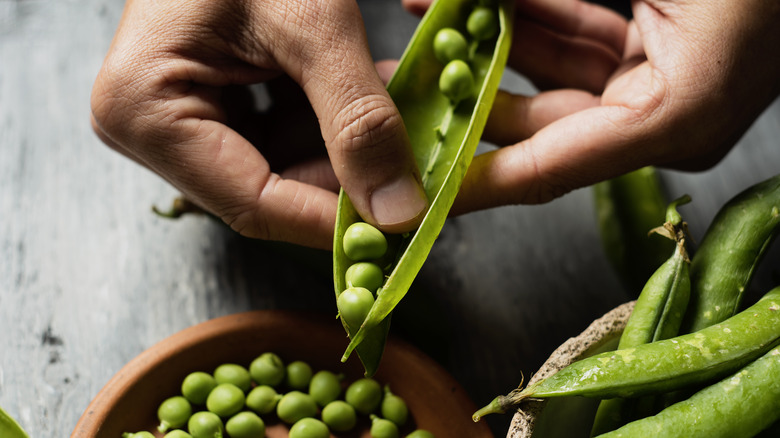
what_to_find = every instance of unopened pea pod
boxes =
[681,173,780,333]
[473,285,780,421]
[591,196,692,435]
[596,346,780,438]
[334,0,514,375]
[618,195,692,347]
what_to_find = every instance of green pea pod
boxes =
[334,0,514,373]
[595,346,780,438]
[0,406,29,438]
[593,167,672,296]
[590,195,692,435]
[682,173,780,333]
[473,285,780,419]
[618,195,692,348]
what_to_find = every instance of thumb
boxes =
[278,1,429,234]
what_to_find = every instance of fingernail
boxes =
[370,174,428,232]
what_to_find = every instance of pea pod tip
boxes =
[471,395,507,422]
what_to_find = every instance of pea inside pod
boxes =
[334,0,514,376]
[438,59,475,103]
[466,6,499,41]
[433,28,469,63]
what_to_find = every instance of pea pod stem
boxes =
[426,104,455,180]
[475,285,780,419]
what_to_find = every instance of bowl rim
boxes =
[72,309,491,438]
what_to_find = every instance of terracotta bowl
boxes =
[506,301,636,438]
[72,310,491,438]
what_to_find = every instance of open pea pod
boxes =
[334,0,514,374]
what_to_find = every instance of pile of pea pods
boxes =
[474,173,780,437]
[121,352,434,438]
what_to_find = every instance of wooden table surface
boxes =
[1,1,778,437]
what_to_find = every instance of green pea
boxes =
[213,363,252,393]
[276,390,318,424]
[308,370,343,407]
[439,60,474,103]
[249,352,285,387]
[225,411,265,438]
[288,418,330,438]
[164,431,193,438]
[345,262,385,293]
[406,430,435,438]
[321,400,357,433]
[181,371,217,405]
[381,386,409,426]
[187,411,224,438]
[206,383,245,418]
[338,287,375,331]
[157,395,192,433]
[246,385,281,415]
[345,377,382,415]
[433,28,469,64]
[466,6,498,41]
[342,222,388,261]
[370,414,400,438]
[123,432,156,438]
[285,360,313,390]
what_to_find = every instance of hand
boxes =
[403,0,780,214]
[91,0,429,250]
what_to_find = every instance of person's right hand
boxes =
[402,0,780,214]
[91,0,429,250]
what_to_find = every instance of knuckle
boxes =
[518,175,573,205]
[512,145,575,205]
[332,96,405,160]
[218,174,281,242]
[90,63,147,143]
[221,200,272,241]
